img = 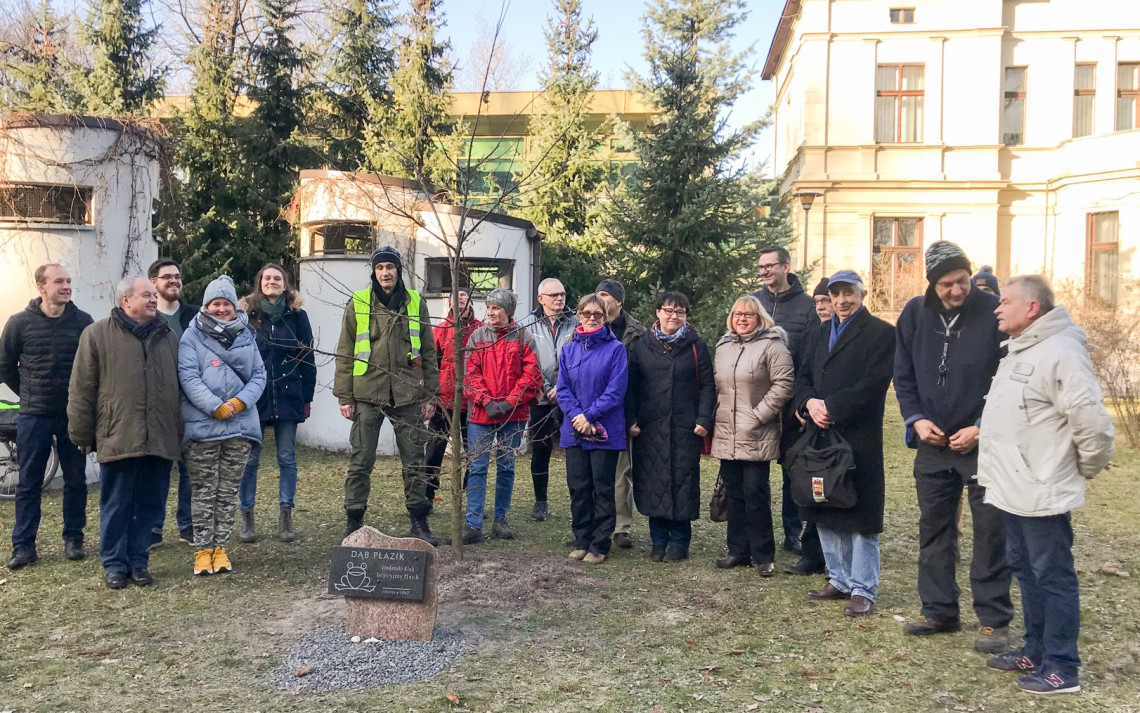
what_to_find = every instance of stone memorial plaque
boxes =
[338,526,438,641]
[328,546,427,601]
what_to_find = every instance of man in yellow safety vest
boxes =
[334,246,440,544]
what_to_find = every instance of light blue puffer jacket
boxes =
[178,312,267,444]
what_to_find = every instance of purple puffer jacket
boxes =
[556,325,628,450]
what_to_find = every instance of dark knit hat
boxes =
[813,278,830,297]
[971,266,1000,297]
[595,279,625,304]
[485,288,517,317]
[370,246,402,271]
[925,241,971,284]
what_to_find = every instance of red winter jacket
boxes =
[434,311,483,409]
[464,321,543,425]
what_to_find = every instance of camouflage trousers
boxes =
[185,438,252,549]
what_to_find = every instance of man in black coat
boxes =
[148,259,198,547]
[751,245,823,570]
[894,241,1013,654]
[794,270,895,618]
[0,264,94,569]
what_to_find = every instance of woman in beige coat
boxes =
[712,295,795,576]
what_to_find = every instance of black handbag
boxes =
[786,423,858,509]
[708,473,728,522]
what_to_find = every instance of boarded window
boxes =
[0,184,92,224]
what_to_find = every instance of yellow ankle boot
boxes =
[194,548,214,575]
[212,546,232,573]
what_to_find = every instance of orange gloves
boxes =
[213,397,246,420]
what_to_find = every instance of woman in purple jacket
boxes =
[557,293,629,564]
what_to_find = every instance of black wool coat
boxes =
[793,308,896,534]
[626,327,715,522]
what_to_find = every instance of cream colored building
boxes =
[763,0,1140,311]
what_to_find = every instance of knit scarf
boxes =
[652,321,689,347]
[114,308,165,342]
[261,295,288,324]
[197,309,247,349]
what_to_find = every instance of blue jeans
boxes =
[1003,511,1081,676]
[817,525,881,601]
[153,460,192,534]
[240,420,298,510]
[99,456,169,574]
[648,517,692,548]
[465,420,525,529]
[12,413,88,547]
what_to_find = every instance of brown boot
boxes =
[807,582,850,600]
[843,595,875,617]
[278,507,295,542]
[239,510,256,543]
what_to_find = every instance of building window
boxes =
[307,221,373,256]
[0,183,92,224]
[1087,212,1119,305]
[889,8,914,23]
[875,65,924,143]
[1002,67,1027,146]
[1073,64,1096,138]
[1117,63,1139,131]
[871,217,923,312]
[424,257,513,296]
[459,138,523,196]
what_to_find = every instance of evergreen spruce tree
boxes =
[314,0,396,171]
[77,0,164,114]
[0,0,83,113]
[366,0,454,187]
[600,0,785,337]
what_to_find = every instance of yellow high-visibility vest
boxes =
[351,287,421,376]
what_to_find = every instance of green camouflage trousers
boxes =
[185,437,252,549]
[345,401,431,517]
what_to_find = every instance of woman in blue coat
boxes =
[178,275,266,576]
[557,293,628,565]
[237,263,315,543]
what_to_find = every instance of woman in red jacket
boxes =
[425,288,482,503]
[462,289,543,543]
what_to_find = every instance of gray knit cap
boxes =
[485,288,517,317]
[595,279,625,303]
[203,275,238,306]
[924,241,971,283]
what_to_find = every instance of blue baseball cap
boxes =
[827,270,864,289]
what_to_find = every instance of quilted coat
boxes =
[711,327,795,462]
[626,327,715,521]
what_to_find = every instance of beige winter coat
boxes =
[977,306,1114,517]
[711,327,795,462]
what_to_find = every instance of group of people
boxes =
[1,238,1115,696]
[2,260,316,586]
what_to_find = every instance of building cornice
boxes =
[763,0,801,81]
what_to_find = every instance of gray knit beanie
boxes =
[486,288,517,317]
[925,241,971,283]
[595,279,625,303]
[203,275,238,307]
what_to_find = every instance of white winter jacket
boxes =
[977,306,1114,517]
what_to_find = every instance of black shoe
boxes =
[7,546,38,570]
[987,648,1041,673]
[784,556,826,575]
[344,509,365,538]
[530,501,548,521]
[462,525,485,545]
[129,568,154,586]
[782,536,803,555]
[902,615,962,636]
[663,544,689,561]
[492,518,514,540]
[178,528,193,545]
[147,531,164,551]
[105,571,128,589]
[408,515,438,547]
[613,532,633,549]
[64,539,85,561]
[649,545,666,562]
[715,554,752,569]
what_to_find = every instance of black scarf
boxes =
[372,276,407,312]
[114,308,165,342]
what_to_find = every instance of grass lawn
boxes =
[2,394,1139,712]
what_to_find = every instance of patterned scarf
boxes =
[652,321,689,347]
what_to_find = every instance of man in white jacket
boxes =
[977,275,1114,695]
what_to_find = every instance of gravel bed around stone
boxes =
[272,624,465,692]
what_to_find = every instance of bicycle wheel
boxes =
[0,436,17,500]
[40,439,61,491]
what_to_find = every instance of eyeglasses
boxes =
[731,311,759,319]
[578,310,605,320]
[758,262,786,273]
[541,292,566,298]
[659,307,687,317]
[157,274,182,281]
